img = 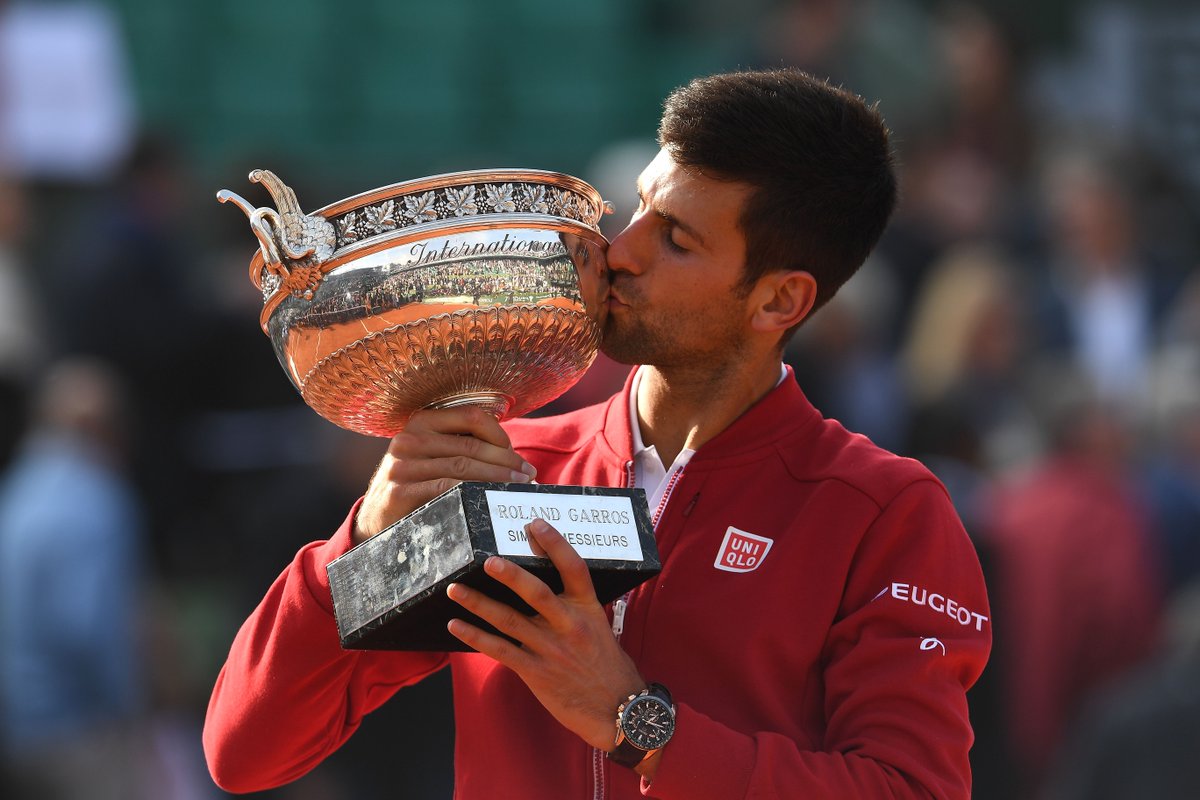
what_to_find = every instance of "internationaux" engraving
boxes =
[408,235,568,265]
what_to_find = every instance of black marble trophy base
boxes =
[326,482,658,651]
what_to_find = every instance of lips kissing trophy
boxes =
[219,169,658,651]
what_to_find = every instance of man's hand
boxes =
[353,407,537,546]
[445,518,647,753]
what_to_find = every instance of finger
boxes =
[390,427,533,472]
[389,428,537,481]
[446,616,533,671]
[446,581,539,643]
[407,406,514,450]
[479,555,576,631]
[526,530,548,558]
[525,518,596,601]
[395,453,534,486]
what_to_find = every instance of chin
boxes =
[599,333,653,366]
[598,340,642,366]
[601,317,675,365]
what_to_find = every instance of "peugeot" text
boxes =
[889,582,989,631]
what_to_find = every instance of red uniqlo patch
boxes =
[713,526,774,573]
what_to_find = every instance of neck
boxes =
[635,355,783,468]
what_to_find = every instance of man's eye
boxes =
[664,229,687,252]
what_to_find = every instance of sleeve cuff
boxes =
[641,703,755,799]
[299,498,363,616]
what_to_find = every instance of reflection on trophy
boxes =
[219,169,659,650]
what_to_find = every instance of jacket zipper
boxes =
[652,467,685,526]
[592,459,684,800]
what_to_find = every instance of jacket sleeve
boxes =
[643,479,992,799]
[202,503,449,794]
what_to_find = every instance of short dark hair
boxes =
[658,69,897,330]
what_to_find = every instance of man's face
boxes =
[601,149,756,367]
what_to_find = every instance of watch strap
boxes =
[608,726,650,768]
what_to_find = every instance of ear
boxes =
[749,270,817,335]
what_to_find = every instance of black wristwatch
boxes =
[607,683,677,768]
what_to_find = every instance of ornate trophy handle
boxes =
[216,190,284,273]
[216,171,338,311]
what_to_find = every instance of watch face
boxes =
[621,695,675,750]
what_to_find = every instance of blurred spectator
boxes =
[0,358,149,799]
[1031,150,1182,414]
[933,3,1032,180]
[1046,582,1200,800]
[981,369,1164,796]
[785,259,909,452]
[902,245,1041,481]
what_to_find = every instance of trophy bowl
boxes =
[218,168,613,436]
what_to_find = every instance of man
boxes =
[204,69,991,798]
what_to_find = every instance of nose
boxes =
[606,214,647,277]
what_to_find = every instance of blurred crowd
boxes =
[2,1,1200,799]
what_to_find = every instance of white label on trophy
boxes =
[485,490,644,562]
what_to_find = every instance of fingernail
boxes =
[526,518,550,534]
[446,582,463,599]
[521,461,538,478]
[509,470,532,483]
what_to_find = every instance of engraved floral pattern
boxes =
[403,191,439,225]
[337,211,360,243]
[522,184,549,214]
[485,183,517,213]
[332,183,597,250]
[365,199,398,232]
[445,185,479,217]
[552,189,578,219]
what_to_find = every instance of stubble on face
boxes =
[599,273,751,370]
[599,275,653,364]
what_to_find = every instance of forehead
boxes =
[638,149,751,244]
[639,149,749,208]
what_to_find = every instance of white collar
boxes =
[627,364,787,512]
[628,367,690,514]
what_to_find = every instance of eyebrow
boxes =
[637,186,709,250]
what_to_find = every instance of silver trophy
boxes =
[219,169,658,651]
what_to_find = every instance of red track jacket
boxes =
[204,368,991,798]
